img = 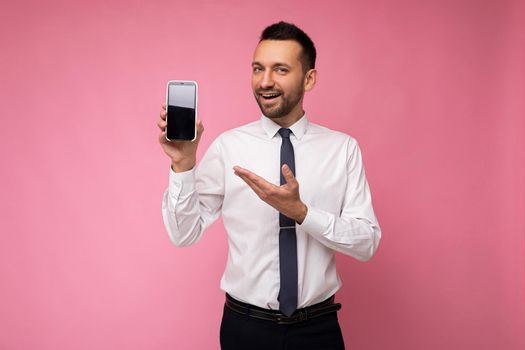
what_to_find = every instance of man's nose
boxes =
[260,71,275,89]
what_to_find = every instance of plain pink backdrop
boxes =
[1,0,523,349]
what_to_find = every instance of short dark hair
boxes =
[259,21,316,72]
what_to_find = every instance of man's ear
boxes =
[304,69,317,92]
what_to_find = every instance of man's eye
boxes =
[276,68,288,74]
[253,67,263,73]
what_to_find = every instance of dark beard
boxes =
[255,85,304,119]
[256,98,291,119]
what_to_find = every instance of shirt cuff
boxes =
[298,206,330,238]
[169,166,196,197]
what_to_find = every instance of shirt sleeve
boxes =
[161,139,225,247]
[299,139,382,261]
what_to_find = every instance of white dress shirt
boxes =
[162,114,382,310]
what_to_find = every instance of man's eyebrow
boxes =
[251,61,292,68]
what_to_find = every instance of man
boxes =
[157,21,381,350]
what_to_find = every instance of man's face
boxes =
[251,40,307,119]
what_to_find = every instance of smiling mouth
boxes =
[259,92,282,101]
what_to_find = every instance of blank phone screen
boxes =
[167,83,196,141]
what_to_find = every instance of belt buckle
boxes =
[276,310,307,324]
[276,314,297,325]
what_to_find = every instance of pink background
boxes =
[1,0,523,349]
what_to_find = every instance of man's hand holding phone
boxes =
[158,102,204,172]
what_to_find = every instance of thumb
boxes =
[281,164,296,184]
[195,119,204,143]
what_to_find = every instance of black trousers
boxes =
[219,296,345,350]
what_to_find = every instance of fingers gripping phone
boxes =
[165,80,198,141]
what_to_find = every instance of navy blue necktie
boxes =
[277,128,298,316]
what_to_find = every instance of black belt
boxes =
[225,293,342,325]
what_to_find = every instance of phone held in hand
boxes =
[165,80,198,141]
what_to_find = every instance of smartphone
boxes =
[165,80,198,141]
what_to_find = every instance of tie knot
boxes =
[278,128,292,139]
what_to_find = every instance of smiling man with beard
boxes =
[158,21,382,350]
[252,38,307,121]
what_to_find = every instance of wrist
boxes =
[171,158,196,173]
[294,202,308,224]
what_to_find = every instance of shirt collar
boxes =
[260,113,309,141]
